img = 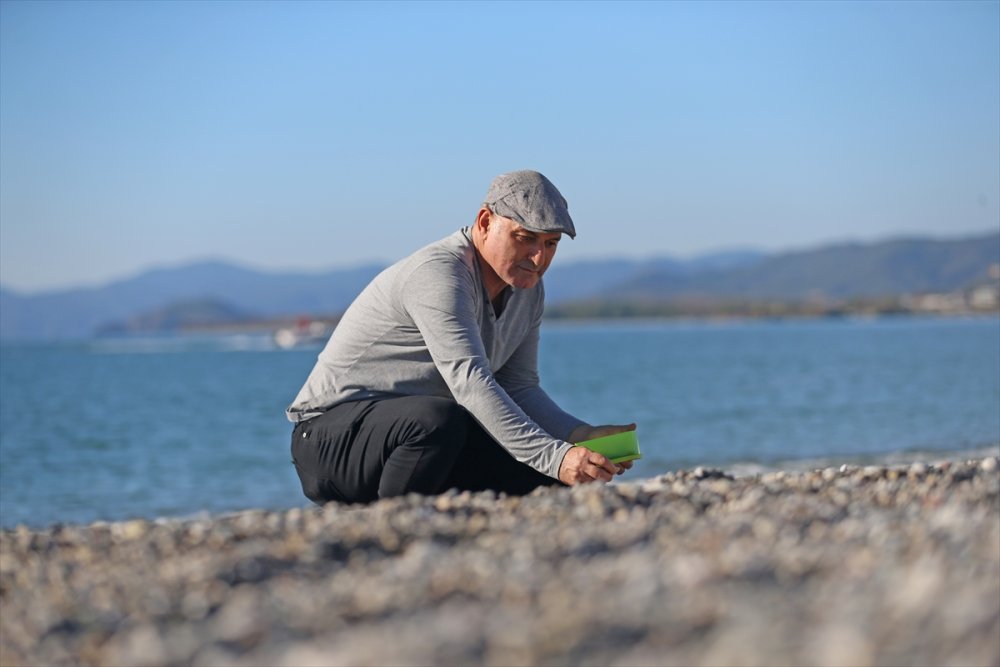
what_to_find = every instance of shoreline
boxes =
[3,443,998,532]
[716,443,1000,477]
[2,455,998,666]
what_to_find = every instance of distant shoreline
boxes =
[2,309,997,347]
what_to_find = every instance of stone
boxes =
[2,458,997,667]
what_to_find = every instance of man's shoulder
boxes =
[400,228,477,276]
[423,227,475,259]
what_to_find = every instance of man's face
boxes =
[480,214,561,291]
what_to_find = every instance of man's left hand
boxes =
[567,422,637,475]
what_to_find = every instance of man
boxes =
[287,170,636,504]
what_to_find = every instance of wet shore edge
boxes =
[2,456,998,667]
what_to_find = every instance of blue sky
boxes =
[1,0,998,293]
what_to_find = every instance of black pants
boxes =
[290,395,563,504]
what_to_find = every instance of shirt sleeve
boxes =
[399,259,574,478]
[494,294,588,441]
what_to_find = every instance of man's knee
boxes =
[382,396,470,452]
[414,396,470,441]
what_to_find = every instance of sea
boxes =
[1,315,998,529]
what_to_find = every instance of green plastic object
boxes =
[579,430,641,463]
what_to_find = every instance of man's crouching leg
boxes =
[291,395,470,504]
[375,396,470,498]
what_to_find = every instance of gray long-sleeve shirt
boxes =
[286,228,583,479]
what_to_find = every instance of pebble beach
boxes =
[2,456,998,667]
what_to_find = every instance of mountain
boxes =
[95,298,256,335]
[541,250,765,304]
[602,232,999,302]
[1,232,996,340]
[0,260,384,340]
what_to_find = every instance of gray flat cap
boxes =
[483,170,576,238]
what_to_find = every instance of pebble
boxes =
[113,519,149,542]
[1,456,997,667]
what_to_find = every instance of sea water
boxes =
[1,316,997,528]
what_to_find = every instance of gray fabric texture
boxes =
[484,170,576,238]
[286,228,583,479]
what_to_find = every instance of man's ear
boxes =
[474,207,492,234]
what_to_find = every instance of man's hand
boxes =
[559,422,638,485]
[558,446,621,485]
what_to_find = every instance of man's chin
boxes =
[507,273,540,290]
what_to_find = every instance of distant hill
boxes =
[94,298,256,335]
[0,260,384,340]
[541,250,765,304]
[1,231,996,340]
[600,232,999,301]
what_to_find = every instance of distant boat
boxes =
[273,318,332,349]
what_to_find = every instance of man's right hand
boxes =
[558,446,621,485]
